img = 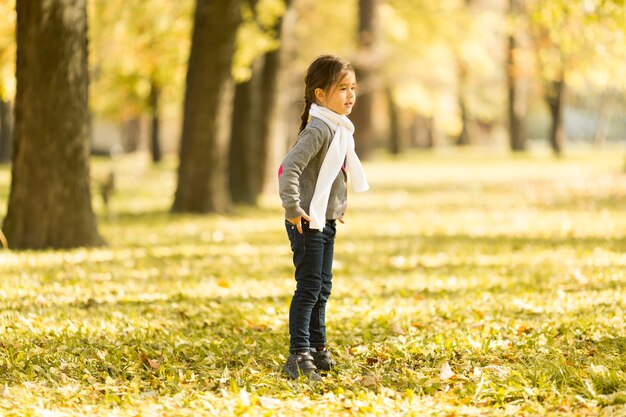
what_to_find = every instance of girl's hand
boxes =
[288,213,312,234]
[338,217,345,224]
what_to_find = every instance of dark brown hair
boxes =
[299,55,354,133]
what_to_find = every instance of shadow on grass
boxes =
[99,204,281,224]
[343,232,626,259]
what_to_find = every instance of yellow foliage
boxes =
[232,0,286,83]
[0,0,16,100]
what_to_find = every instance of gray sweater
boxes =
[279,117,347,220]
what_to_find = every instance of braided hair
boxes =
[298,55,353,133]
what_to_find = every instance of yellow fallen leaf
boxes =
[361,374,379,387]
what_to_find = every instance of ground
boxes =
[0,148,625,416]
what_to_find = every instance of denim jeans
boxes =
[285,219,336,353]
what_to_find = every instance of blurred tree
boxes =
[4,0,103,249]
[382,0,505,150]
[381,0,449,149]
[351,0,379,159]
[452,0,476,146]
[172,0,240,213]
[451,0,508,147]
[0,0,15,164]
[386,86,402,154]
[526,0,625,155]
[580,1,626,148]
[506,0,528,151]
[229,0,288,205]
[89,0,192,160]
[148,80,162,162]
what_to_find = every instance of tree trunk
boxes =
[507,0,527,152]
[266,0,299,195]
[386,86,401,155]
[455,58,471,146]
[256,45,282,193]
[149,79,162,163]
[0,100,12,163]
[593,92,613,147]
[352,0,378,160]
[229,61,261,205]
[229,0,290,205]
[4,0,103,249]
[121,117,141,152]
[546,72,566,156]
[412,114,434,148]
[172,0,240,213]
[456,98,470,146]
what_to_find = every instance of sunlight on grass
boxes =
[1,148,625,416]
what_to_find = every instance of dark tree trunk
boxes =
[546,72,566,156]
[149,79,162,163]
[507,0,527,151]
[412,114,435,148]
[0,100,12,164]
[386,87,401,155]
[455,59,471,146]
[456,99,470,146]
[351,77,375,158]
[4,0,103,249]
[121,117,141,153]
[352,0,378,160]
[267,0,299,192]
[173,0,240,213]
[229,62,260,205]
[256,46,282,192]
[229,0,289,204]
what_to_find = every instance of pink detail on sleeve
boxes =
[278,164,283,177]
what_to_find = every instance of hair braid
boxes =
[299,99,312,133]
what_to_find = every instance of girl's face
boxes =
[315,70,357,116]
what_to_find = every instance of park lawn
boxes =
[0,148,625,416]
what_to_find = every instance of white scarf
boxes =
[308,103,369,231]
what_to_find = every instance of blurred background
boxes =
[1,0,624,158]
[0,0,624,248]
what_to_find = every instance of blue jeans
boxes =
[285,219,336,353]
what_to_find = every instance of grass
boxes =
[0,148,625,416]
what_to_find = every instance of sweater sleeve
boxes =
[278,126,325,219]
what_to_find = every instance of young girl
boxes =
[278,55,369,381]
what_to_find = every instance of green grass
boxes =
[1,148,625,416]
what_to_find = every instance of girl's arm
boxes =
[279,126,325,230]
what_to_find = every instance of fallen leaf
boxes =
[391,322,405,335]
[259,396,281,409]
[590,363,608,374]
[571,268,589,284]
[138,352,160,369]
[361,374,379,387]
[483,365,509,379]
[439,361,455,381]
[366,357,379,365]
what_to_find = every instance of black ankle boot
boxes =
[310,348,336,371]
[283,351,323,381]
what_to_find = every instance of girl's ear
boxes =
[314,88,325,104]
